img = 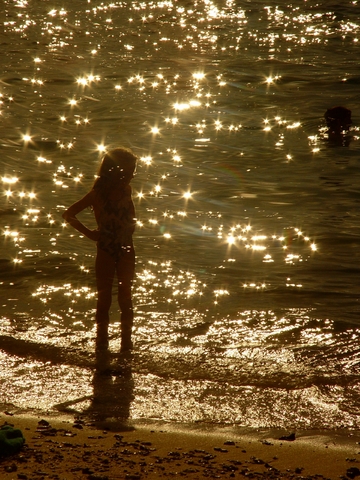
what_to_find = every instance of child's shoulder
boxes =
[88,188,102,206]
[87,188,98,200]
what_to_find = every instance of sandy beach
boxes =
[1,413,359,480]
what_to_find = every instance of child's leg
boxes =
[95,247,116,350]
[116,247,135,352]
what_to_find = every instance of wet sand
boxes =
[1,414,359,479]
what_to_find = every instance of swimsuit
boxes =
[97,194,135,260]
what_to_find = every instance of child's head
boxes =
[95,147,137,188]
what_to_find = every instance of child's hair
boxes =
[93,147,137,197]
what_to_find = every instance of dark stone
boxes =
[5,463,17,472]
[168,451,181,457]
[279,432,296,441]
[38,419,50,427]
[346,467,360,479]
[82,467,94,474]
[72,423,83,429]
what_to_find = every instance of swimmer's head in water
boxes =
[325,106,352,134]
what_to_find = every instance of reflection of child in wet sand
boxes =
[62,147,137,353]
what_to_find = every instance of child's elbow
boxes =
[62,210,70,222]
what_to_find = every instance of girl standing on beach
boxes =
[62,147,137,353]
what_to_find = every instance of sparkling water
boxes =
[1,0,359,430]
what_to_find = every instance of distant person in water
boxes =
[62,147,137,353]
[324,106,352,135]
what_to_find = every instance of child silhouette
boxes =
[62,147,137,353]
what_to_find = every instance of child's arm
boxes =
[128,186,136,234]
[62,191,100,242]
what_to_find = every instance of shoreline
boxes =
[1,413,360,479]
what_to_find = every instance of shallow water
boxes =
[1,0,359,430]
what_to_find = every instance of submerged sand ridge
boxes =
[1,414,360,480]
